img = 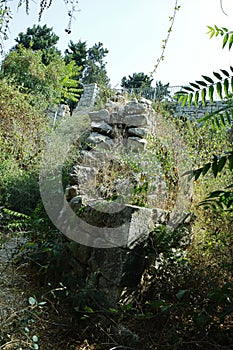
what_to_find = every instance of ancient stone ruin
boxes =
[51,89,192,306]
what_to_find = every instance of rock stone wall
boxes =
[174,100,230,120]
[75,83,99,111]
[60,93,176,305]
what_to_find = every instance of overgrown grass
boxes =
[1,92,233,349]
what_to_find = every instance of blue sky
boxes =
[2,0,233,88]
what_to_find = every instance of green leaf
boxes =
[224,78,230,97]
[229,33,233,50]
[229,154,233,171]
[188,93,193,107]
[178,94,188,106]
[208,85,214,102]
[220,113,226,126]
[194,91,199,107]
[190,82,200,89]
[207,26,215,39]
[216,81,223,99]
[217,156,227,173]
[213,71,222,80]
[109,307,119,314]
[223,33,229,48]
[226,111,231,124]
[212,155,219,177]
[181,94,188,107]
[194,167,203,180]
[201,88,207,106]
[202,162,211,176]
[183,86,194,92]
[231,77,233,93]
[84,306,94,313]
[202,75,214,84]
[196,80,207,87]
[221,69,230,77]
[215,116,220,129]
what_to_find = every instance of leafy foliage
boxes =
[154,80,171,101]
[1,46,82,108]
[177,26,233,214]
[207,25,233,49]
[121,72,153,90]
[65,40,110,85]
[14,24,61,65]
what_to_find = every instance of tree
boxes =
[154,81,171,101]
[65,40,87,69]
[13,24,60,65]
[121,72,153,90]
[121,72,154,99]
[1,46,82,109]
[65,40,110,86]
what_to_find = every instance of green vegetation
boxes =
[65,40,110,86]
[0,11,233,350]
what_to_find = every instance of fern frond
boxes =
[175,67,233,128]
[207,26,233,49]
[183,151,233,181]
[199,184,233,212]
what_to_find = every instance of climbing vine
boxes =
[150,0,181,79]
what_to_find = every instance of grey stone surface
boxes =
[60,90,189,307]
[128,127,148,138]
[91,121,112,135]
[75,83,99,110]
[124,101,148,115]
[124,114,149,127]
[86,132,113,149]
[89,109,110,123]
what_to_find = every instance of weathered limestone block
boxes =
[89,109,110,123]
[127,137,147,152]
[128,127,148,138]
[110,112,124,124]
[124,100,148,115]
[124,114,149,127]
[91,121,112,135]
[86,132,114,150]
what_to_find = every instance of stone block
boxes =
[124,101,147,115]
[91,121,112,135]
[89,109,110,123]
[124,114,149,127]
[87,132,114,150]
[128,127,148,138]
[110,112,124,124]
